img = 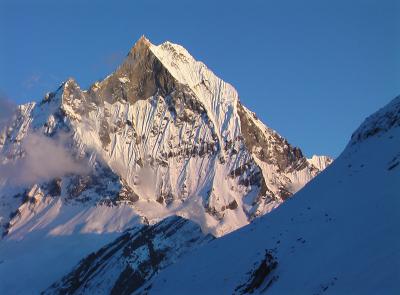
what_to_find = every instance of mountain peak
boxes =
[138,34,150,43]
[128,35,152,56]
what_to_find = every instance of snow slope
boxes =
[143,95,400,294]
[43,216,213,295]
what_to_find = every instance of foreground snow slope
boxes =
[145,96,400,294]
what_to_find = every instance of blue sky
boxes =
[0,0,399,157]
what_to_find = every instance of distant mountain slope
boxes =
[140,95,400,294]
[43,216,212,295]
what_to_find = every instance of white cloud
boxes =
[0,95,17,130]
[0,132,89,186]
[22,74,41,89]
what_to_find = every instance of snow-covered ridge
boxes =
[307,155,333,171]
[150,39,240,141]
[351,95,400,144]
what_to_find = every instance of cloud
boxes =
[22,74,41,89]
[0,94,17,131]
[104,50,125,67]
[91,51,126,75]
[0,132,90,186]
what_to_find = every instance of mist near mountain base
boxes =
[0,131,90,186]
[0,94,17,131]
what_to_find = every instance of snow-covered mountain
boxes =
[46,95,400,295]
[0,36,331,238]
[0,36,331,294]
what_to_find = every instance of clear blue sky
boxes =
[1,0,399,157]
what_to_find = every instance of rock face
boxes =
[0,36,331,241]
